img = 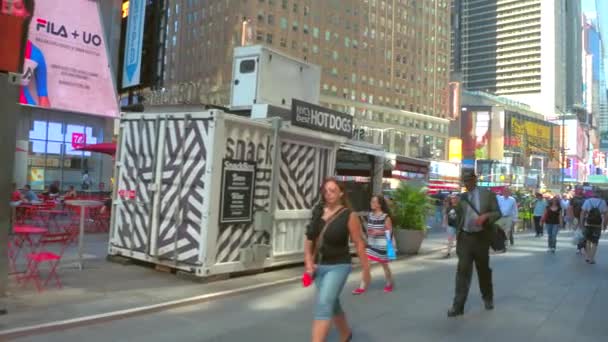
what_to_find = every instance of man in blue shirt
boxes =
[23,184,39,203]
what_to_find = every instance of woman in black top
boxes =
[305,178,370,342]
[540,197,563,253]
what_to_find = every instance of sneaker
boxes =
[352,287,366,295]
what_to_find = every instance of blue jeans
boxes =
[545,223,560,249]
[314,264,352,320]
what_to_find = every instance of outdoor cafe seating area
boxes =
[8,192,111,292]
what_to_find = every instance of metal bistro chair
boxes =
[20,231,75,292]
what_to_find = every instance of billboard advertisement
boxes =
[19,0,118,117]
[0,0,31,73]
[121,0,145,88]
[461,106,491,160]
[505,112,553,154]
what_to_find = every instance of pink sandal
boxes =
[352,287,367,295]
[383,284,394,293]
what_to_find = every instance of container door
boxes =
[231,57,258,107]
[111,117,160,254]
[154,117,212,265]
[273,142,333,256]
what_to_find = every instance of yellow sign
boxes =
[448,138,462,162]
[511,117,551,150]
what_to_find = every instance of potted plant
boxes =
[390,181,433,254]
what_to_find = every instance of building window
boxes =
[280,17,287,30]
[280,37,287,47]
[266,33,273,44]
[303,25,309,34]
[291,40,297,49]
[292,21,298,31]
[313,27,319,38]
[293,3,298,12]
[282,0,287,9]
[267,14,275,25]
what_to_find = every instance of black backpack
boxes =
[572,197,584,219]
[587,201,603,227]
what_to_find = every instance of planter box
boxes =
[394,229,426,255]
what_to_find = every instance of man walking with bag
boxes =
[448,170,502,317]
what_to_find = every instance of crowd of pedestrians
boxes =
[303,175,606,341]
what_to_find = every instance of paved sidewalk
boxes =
[9,231,607,342]
[0,230,448,337]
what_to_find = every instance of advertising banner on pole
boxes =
[122,0,146,89]
[19,0,118,117]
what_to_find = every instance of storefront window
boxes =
[393,131,407,156]
[26,119,105,191]
[408,134,420,158]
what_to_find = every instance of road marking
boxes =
[0,243,447,339]
[0,275,300,339]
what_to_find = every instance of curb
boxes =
[0,244,446,339]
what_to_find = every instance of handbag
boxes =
[302,207,347,287]
[386,231,397,260]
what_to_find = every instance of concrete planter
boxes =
[394,229,426,255]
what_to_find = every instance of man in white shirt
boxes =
[497,188,518,247]
[580,191,608,264]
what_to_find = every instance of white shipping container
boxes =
[108,107,345,277]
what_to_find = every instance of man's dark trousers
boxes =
[453,230,493,309]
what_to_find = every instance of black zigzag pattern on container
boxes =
[115,120,157,252]
[278,143,317,210]
[156,119,210,264]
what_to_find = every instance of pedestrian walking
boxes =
[304,178,370,342]
[580,190,607,264]
[560,194,572,230]
[442,194,459,258]
[540,197,562,253]
[448,170,501,317]
[569,187,587,254]
[352,195,394,294]
[497,188,518,247]
[532,193,547,237]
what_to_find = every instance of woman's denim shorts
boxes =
[313,264,352,320]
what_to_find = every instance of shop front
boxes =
[335,141,386,212]
[10,0,119,194]
[428,160,461,195]
[384,155,429,189]
[14,109,115,193]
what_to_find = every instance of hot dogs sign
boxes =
[291,99,353,138]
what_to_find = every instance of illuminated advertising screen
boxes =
[19,0,118,117]
[461,106,491,160]
[0,0,31,73]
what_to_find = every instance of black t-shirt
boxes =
[306,208,352,265]
[545,207,561,224]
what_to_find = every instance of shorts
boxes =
[447,226,457,239]
[313,264,352,320]
[584,226,602,244]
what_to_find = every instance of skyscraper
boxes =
[154,0,452,159]
[454,0,581,118]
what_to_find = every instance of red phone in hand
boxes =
[302,272,314,287]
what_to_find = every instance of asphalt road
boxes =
[15,232,608,342]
